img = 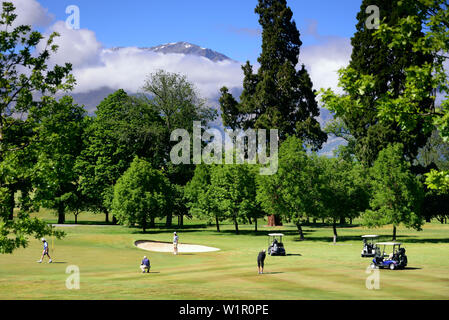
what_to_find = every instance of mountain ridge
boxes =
[109,41,232,62]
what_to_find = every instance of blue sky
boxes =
[39,0,362,62]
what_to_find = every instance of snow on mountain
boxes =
[109,42,232,62]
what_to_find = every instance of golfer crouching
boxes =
[140,256,150,273]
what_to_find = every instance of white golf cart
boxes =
[268,233,286,256]
[361,235,379,257]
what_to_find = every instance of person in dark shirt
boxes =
[257,249,266,274]
[140,256,151,273]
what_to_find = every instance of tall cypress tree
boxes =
[343,0,434,167]
[219,0,327,149]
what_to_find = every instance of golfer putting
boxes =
[257,249,266,274]
[37,238,52,263]
[173,232,179,255]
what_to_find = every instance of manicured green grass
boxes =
[1,212,449,299]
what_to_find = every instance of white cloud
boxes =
[9,0,53,27]
[71,47,244,99]
[300,36,352,94]
[38,21,102,69]
[10,1,245,100]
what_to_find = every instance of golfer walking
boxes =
[173,232,179,255]
[257,249,266,274]
[37,238,52,263]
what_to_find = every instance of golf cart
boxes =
[268,233,286,256]
[370,242,408,270]
[361,235,379,257]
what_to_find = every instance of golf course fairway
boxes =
[1,213,448,300]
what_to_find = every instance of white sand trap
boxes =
[135,240,220,253]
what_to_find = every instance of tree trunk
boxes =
[296,223,305,241]
[112,215,117,225]
[268,214,283,226]
[57,203,65,224]
[142,219,147,233]
[392,225,397,241]
[333,220,338,245]
[234,218,239,235]
[149,216,155,228]
[349,217,353,225]
[254,218,258,232]
[105,211,109,223]
[215,215,220,232]
[166,213,172,227]
[339,217,345,225]
[8,189,14,220]
[248,217,252,225]
[178,215,184,227]
[75,213,78,224]
[313,218,317,224]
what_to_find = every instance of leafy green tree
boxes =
[319,157,370,243]
[416,130,449,172]
[324,118,357,162]
[320,0,434,168]
[362,144,424,240]
[76,89,165,223]
[368,0,448,140]
[170,184,189,227]
[0,119,34,220]
[32,96,87,224]
[112,157,171,232]
[140,70,217,226]
[219,0,327,147]
[209,163,258,234]
[220,0,327,226]
[422,190,449,224]
[185,164,224,232]
[0,2,72,253]
[257,136,323,240]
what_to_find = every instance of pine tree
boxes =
[343,0,434,167]
[219,0,326,149]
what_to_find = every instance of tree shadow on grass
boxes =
[131,228,208,235]
[154,223,208,230]
[216,229,302,237]
[61,221,116,226]
[294,235,364,243]
[393,236,449,244]
[285,253,302,256]
[303,223,362,229]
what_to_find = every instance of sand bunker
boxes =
[135,240,220,253]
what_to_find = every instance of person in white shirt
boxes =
[37,238,52,263]
[173,232,179,255]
